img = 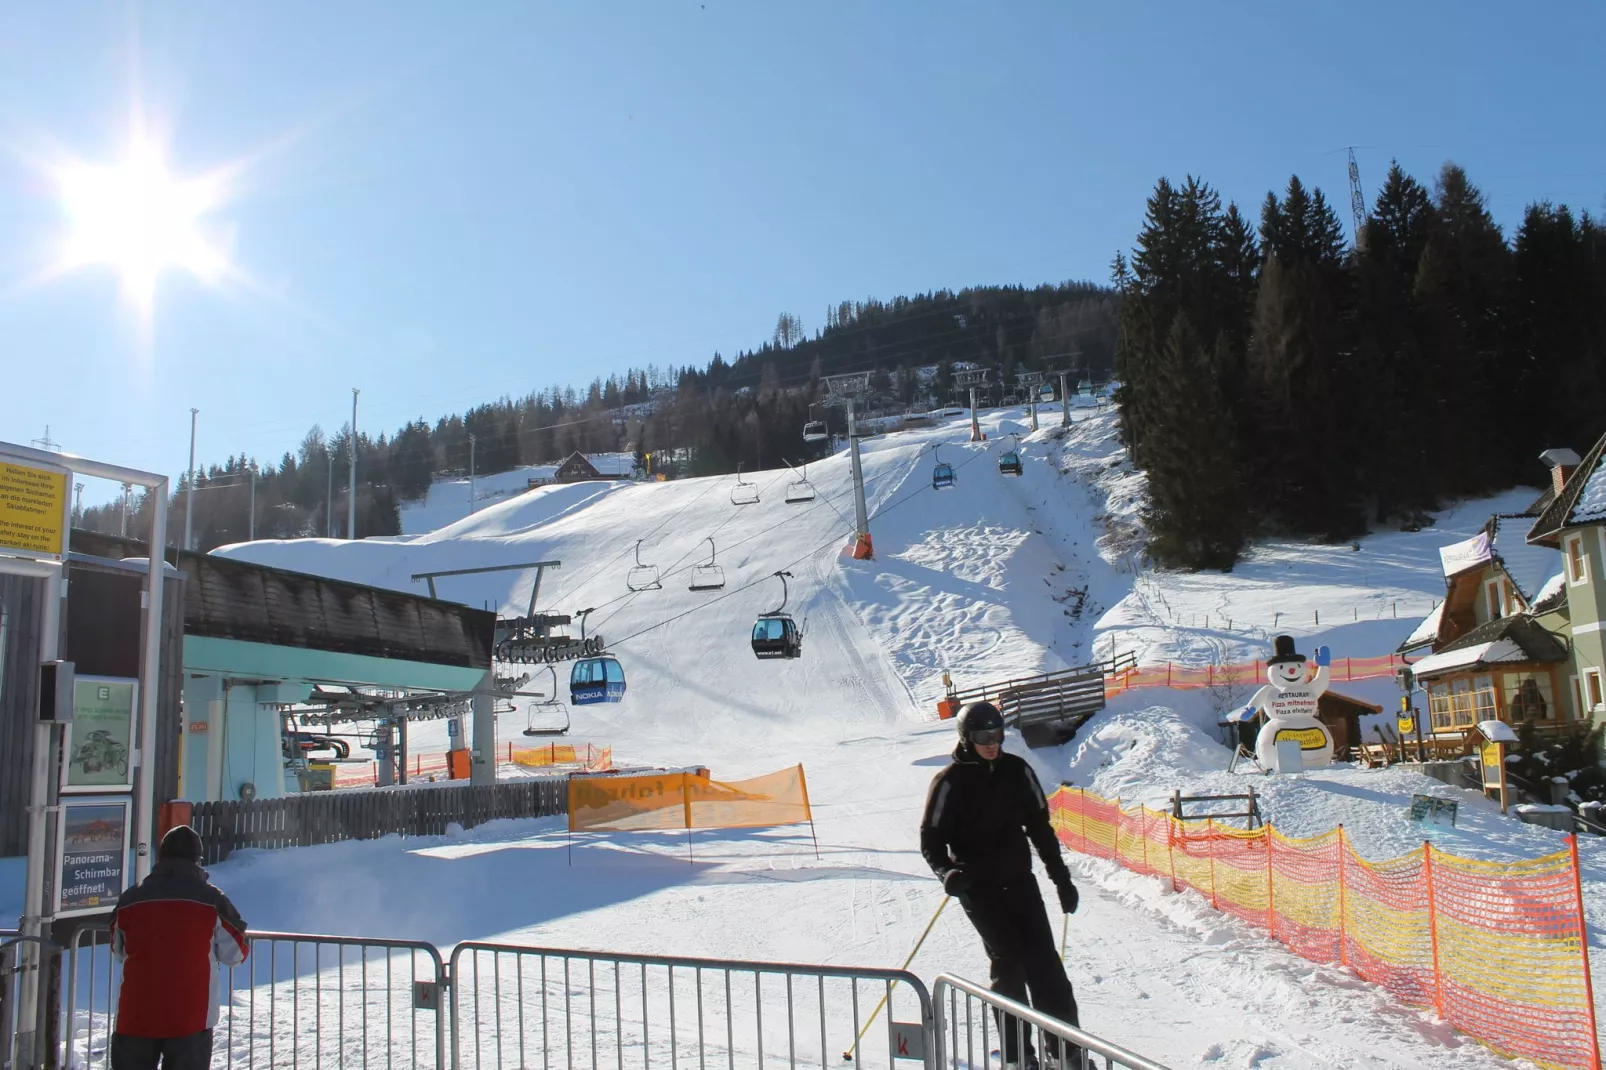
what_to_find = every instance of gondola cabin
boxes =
[570,656,626,705]
[999,452,1023,476]
[932,462,955,489]
[752,615,802,659]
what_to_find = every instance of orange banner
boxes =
[568,765,812,834]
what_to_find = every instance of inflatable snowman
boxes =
[1249,635,1334,771]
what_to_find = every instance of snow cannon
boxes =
[1248,635,1335,771]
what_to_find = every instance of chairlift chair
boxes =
[802,420,829,444]
[932,446,956,490]
[751,571,803,660]
[522,665,571,736]
[731,462,760,506]
[784,461,816,504]
[689,537,726,591]
[626,540,662,592]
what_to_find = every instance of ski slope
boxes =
[205,407,1596,1069]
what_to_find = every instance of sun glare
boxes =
[57,139,227,313]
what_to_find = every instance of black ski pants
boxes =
[958,878,1079,1064]
[110,1030,213,1070]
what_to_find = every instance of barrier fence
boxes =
[328,744,613,789]
[1048,786,1602,1070]
[932,973,1171,1070]
[1106,652,1411,694]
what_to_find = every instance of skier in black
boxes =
[921,701,1082,1070]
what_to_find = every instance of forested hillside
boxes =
[81,283,1117,550]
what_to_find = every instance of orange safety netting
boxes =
[1049,787,1601,1070]
[510,742,613,771]
[569,764,813,834]
[1105,653,1409,694]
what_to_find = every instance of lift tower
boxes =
[822,371,875,559]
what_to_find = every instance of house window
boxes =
[1502,672,1554,722]
[1566,533,1589,586]
[1484,579,1501,620]
[1585,669,1605,713]
[1428,680,1480,732]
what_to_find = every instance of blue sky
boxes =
[1,1,1601,505]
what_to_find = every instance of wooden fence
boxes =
[190,777,568,864]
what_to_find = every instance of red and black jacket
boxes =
[111,858,249,1038]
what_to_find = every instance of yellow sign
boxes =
[1396,717,1416,735]
[1481,742,1502,768]
[0,460,69,558]
[1274,726,1328,751]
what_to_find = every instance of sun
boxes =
[56,136,228,315]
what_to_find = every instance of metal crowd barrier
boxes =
[449,942,936,1070]
[63,924,447,1069]
[931,975,1171,1070]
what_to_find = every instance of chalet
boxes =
[1399,440,1606,754]
[551,452,640,484]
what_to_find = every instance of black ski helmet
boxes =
[955,701,1005,746]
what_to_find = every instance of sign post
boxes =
[1,440,168,1070]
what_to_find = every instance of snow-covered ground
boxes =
[182,405,1601,1068]
[397,464,560,535]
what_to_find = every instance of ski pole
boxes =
[841,896,950,1062]
[1060,912,1069,962]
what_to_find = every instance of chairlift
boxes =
[784,461,817,505]
[689,537,726,592]
[522,665,571,736]
[731,463,760,506]
[932,446,956,490]
[1038,382,1055,402]
[751,571,803,660]
[802,404,829,444]
[627,540,661,592]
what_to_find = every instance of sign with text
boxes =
[1408,794,1458,826]
[0,458,70,559]
[63,677,137,792]
[55,797,131,917]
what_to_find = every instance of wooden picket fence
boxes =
[189,777,568,865]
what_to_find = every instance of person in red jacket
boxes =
[110,825,248,1070]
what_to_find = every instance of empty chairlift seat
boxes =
[523,665,571,735]
[627,540,662,592]
[784,462,816,504]
[689,537,726,591]
[802,420,828,444]
[731,463,760,506]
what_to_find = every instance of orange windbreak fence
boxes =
[1106,653,1410,694]
[568,764,814,835]
[1049,787,1602,1070]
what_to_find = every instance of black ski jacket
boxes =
[920,745,1072,890]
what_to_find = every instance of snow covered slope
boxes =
[209,407,1593,1068]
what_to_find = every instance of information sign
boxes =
[55,797,131,916]
[63,677,138,792]
[0,458,70,559]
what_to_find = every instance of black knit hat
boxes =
[1266,634,1306,667]
[159,824,203,862]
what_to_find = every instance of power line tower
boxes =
[954,368,990,442]
[1347,147,1367,250]
[29,426,58,451]
[822,371,875,559]
[1018,371,1046,432]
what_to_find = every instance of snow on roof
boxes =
[1401,602,1444,651]
[584,453,638,477]
[1439,531,1491,578]
[1491,523,1561,603]
[1531,572,1566,611]
[1570,459,1606,524]
[1409,638,1529,677]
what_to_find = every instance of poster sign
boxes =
[55,797,131,917]
[62,677,137,792]
[0,457,70,559]
[1480,741,1504,786]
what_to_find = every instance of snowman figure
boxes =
[1249,635,1334,770]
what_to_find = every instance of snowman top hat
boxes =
[1267,634,1306,666]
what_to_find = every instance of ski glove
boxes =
[1056,878,1079,915]
[942,868,973,897]
[1315,646,1331,668]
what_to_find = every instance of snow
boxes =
[171,404,1605,1068]
[1570,455,1606,523]
[1477,719,1518,743]
[1408,639,1528,676]
[1532,571,1566,609]
[1438,531,1491,578]
[1401,601,1443,650]
[398,465,558,534]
